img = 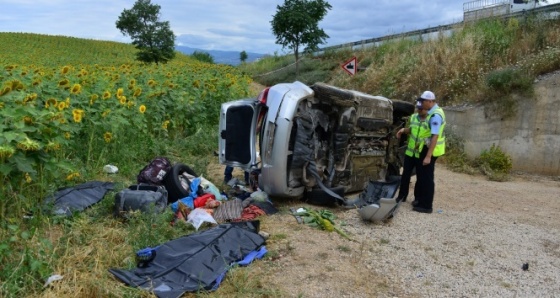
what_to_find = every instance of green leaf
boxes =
[2,131,20,143]
[21,231,30,240]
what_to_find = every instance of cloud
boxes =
[1,0,555,54]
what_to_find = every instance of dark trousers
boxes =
[415,148,438,209]
[224,166,249,184]
[397,155,417,202]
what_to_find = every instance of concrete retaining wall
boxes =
[444,73,560,175]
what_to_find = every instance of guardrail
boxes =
[463,0,509,12]
[317,2,560,53]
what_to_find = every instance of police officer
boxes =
[396,100,429,202]
[413,91,446,213]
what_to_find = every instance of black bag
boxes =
[137,157,172,185]
[114,184,168,216]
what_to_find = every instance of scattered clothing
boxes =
[213,198,243,223]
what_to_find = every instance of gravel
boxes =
[257,166,560,297]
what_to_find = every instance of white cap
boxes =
[419,91,436,101]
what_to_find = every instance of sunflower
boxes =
[119,96,127,105]
[64,132,71,139]
[133,87,142,97]
[101,109,110,118]
[0,145,15,159]
[57,79,69,88]
[0,86,11,96]
[148,79,156,87]
[162,120,170,130]
[66,172,80,181]
[45,141,61,152]
[102,91,111,100]
[45,98,57,109]
[72,109,84,123]
[90,94,99,105]
[103,132,113,143]
[70,83,82,94]
[61,66,70,74]
[117,88,124,97]
[139,105,146,114]
[16,137,40,152]
[24,173,32,183]
[23,116,33,124]
[129,79,136,86]
[57,102,66,111]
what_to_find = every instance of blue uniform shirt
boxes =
[427,104,443,135]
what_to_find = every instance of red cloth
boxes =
[234,205,266,222]
[194,193,215,208]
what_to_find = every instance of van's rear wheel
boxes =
[303,186,345,206]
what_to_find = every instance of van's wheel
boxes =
[163,163,199,204]
[303,186,345,206]
[392,100,415,124]
[311,83,355,106]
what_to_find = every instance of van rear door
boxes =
[218,99,259,170]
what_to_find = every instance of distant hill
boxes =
[175,46,266,65]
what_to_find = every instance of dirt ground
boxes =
[207,163,560,297]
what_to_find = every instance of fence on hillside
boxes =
[317,2,560,53]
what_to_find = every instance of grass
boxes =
[244,16,560,108]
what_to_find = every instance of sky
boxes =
[1,0,558,55]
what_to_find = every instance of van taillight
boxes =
[257,87,270,105]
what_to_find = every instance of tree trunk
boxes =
[294,49,299,79]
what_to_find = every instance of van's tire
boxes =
[303,186,345,206]
[392,100,415,123]
[163,163,199,204]
[311,83,355,105]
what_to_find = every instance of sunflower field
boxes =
[0,33,254,295]
[0,32,251,211]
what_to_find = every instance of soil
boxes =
[208,164,560,297]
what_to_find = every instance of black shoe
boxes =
[412,206,433,214]
[411,200,419,207]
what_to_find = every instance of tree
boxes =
[191,51,214,64]
[271,0,331,76]
[116,0,176,64]
[240,50,248,63]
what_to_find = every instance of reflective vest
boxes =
[424,106,446,157]
[405,114,430,158]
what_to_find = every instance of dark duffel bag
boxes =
[114,184,168,216]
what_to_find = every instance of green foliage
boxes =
[271,0,332,75]
[251,14,560,108]
[440,131,477,175]
[485,67,533,94]
[191,50,215,64]
[474,144,513,181]
[240,50,248,63]
[115,0,176,64]
[0,219,53,296]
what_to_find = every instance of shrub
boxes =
[485,67,533,95]
[474,144,513,181]
[440,130,477,174]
